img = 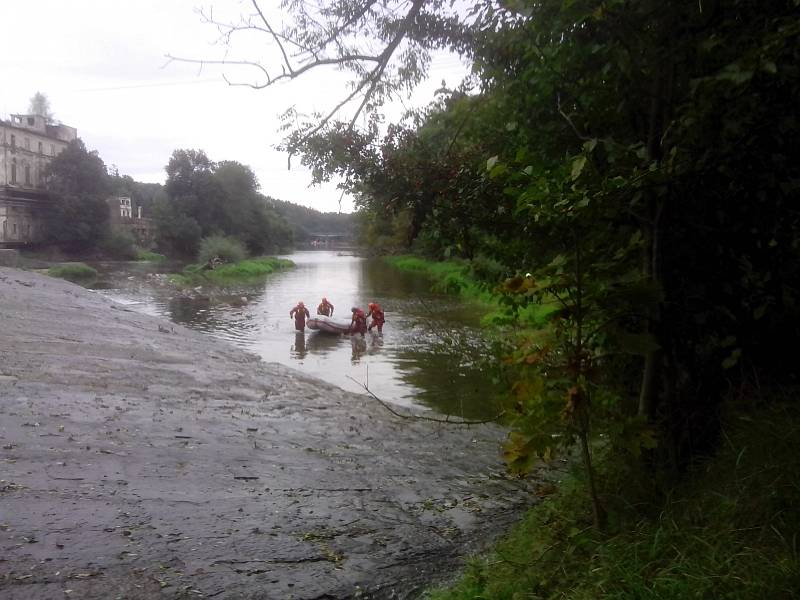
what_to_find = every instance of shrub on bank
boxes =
[197,235,247,266]
[98,230,138,260]
[426,401,800,600]
[48,262,98,282]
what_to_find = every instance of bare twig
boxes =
[346,375,503,425]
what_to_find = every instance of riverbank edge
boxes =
[426,399,800,599]
[385,255,800,599]
[169,256,295,286]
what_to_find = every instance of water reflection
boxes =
[291,331,308,360]
[91,251,502,419]
[350,335,367,364]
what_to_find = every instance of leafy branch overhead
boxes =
[165,0,470,153]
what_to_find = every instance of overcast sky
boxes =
[0,0,468,213]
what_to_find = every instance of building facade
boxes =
[0,113,77,246]
[106,196,156,248]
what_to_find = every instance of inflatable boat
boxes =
[306,314,352,334]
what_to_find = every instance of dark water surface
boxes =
[91,251,501,419]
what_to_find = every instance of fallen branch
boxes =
[346,375,503,425]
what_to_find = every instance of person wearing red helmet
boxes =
[349,306,367,336]
[289,301,310,331]
[366,302,385,333]
[317,297,334,316]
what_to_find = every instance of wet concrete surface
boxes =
[0,268,539,599]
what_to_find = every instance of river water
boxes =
[90,251,501,419]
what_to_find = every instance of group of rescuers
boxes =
[289,297,385,335]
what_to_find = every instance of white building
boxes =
[0,113,77,245]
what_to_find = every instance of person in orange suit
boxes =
[290,301,310,331]
[366,302,385,333]
[317,297,334,316]
[349,306,367,336]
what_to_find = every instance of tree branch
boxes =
[346,375,504,425]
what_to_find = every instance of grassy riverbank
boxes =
[386,256,799,599]
[385,255,553,326]
[170,256,294,286]
[426,400,800,599]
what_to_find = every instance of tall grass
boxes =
[426,401,800,600]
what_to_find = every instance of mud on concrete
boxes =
[0,267,540,599]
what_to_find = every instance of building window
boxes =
[13,223,17,234]
[10,135,15,149]
[25,138,30,150]
[25,165,31,185]
[38,141,43,154]
[10,160,17,184]
[51,144,56,155]
[27,117,34,126]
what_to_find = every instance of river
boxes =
[90,250,502,419]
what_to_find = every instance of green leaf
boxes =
[486,155,499,171]
[570,156,587,181]
[722,348,742,369]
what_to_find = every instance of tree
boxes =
[28,92,54,122]
[156,150,295,256]
[42,139,111,250]
[168,0,471,153]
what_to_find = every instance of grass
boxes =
[47,262,98,282]
[136,250,167,262]
[385,255,555,327]
[426,400,800,600]
[170,257,294,286]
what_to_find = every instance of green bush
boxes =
[48,262,98,282]
[99,230,137,260]
[197,235,247,266]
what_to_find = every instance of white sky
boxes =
[0,0,469,213]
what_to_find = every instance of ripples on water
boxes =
[91,252,502,419]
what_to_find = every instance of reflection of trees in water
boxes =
[394,337,502,421]
[167,296,217,330]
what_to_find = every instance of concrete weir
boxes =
[0,267,538,599]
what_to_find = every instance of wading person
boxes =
[290,301,310,331]
[366,302,385,333]
[317,297,334,317]
[349,306,367,337]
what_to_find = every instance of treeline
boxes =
[42,142,354,259]
[290,0,800,521]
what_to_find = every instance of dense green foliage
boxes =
[98,229,138,260]
[154,150,293,256]
[427,400,800,600]
[42,139,112,251]
[47,262,98,281]
[287,0,800,526]
[197,234,247,266]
